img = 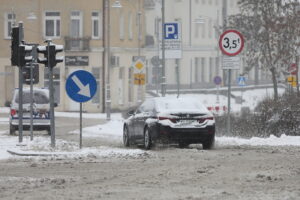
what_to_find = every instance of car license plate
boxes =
[179,120,193,126]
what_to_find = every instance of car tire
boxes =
[144,128,152,150]
[178,141,189,148]
[123,126,130,147]
[9,124,15,135]
[202,136,215,150]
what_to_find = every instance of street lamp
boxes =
[105,0,122,121]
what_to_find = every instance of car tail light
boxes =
[158,116,177,123]
[197,117,214,123]
[10,109,17,116]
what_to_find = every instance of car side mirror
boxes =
[128,110,135,116]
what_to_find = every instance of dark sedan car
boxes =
[123,97,215,150]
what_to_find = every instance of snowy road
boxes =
[0,113,300,199]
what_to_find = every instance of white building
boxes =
[144,0,267,93]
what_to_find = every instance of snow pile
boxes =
[73,120,300,147]
[70,119,124,142]
[216,134,300,147]
[55,112,123,119]
[0,107,9,114]
[0,130,149,161]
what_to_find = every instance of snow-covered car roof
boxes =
[153,97,210,114]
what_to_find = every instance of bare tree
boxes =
[228,0,300,100]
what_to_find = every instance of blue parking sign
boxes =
[164,23,178,39]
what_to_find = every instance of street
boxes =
[0,113,300,200]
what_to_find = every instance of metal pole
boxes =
[296,55,299,97]
[18,22,24,143]
[106,0,111,120]
[176,59,180,98]
[137,0,142,103]
[47,40,55,147]
[189,0,192,46]
[30,64,33,141]
[216,85,220,104]
[227,69,231,135]
[161,0,166,97]
[102,0,106,113]
[80,102,82,149]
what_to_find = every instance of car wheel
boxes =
[144,128,152,150]
[123,126,130,147]
[9,124,15,135]
[178,141,189,148]
[202,136,215,150]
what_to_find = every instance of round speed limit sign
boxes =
[219,30,244,56]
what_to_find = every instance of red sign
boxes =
[288,64,297,75]
[219,30,244,56]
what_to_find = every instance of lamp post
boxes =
[104,0,122,121]
[161,0,166,97]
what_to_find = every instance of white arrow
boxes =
[71,75,91,98]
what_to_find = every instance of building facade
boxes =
[144,0,268,92]
[0,0,145,112]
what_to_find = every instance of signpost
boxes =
[159,22,182,59]
[66,70,97,148]
[214,76,222,104]
[133,58,145,102]
[219,29,244,135]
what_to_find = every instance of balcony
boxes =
[144,0,155,10]
[64,36,91,52]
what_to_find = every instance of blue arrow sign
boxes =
[66,70,97,103]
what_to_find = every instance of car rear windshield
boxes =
[15,91,49,104]
[156,97,207,113]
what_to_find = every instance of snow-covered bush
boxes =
[216,93,300,137]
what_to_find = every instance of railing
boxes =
[64,36,91,51]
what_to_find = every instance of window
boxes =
[208,19,213,38]
[201,57,206,82]
[201,23,206,38]
[70,11,82,37]
[128,12,133,40]
[4,13,15,39]
[44,11,60,38]
[119,12,125,40]
[92,11,102,39]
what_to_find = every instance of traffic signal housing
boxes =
[23,64,39,85]
[37,44,64,67]
[11,27,20,66]
[18,44,33,66]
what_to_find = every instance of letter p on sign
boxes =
[164,23,178,39]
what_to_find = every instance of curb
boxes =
[7,150,58,157]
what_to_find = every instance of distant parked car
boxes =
[123,97,215,150]
[9,88,51,135]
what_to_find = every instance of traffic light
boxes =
[18,44,33,66]
[23,64,39,85]
[37,44,64,67]
[11,27,20,66]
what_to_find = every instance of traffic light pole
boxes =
[46,40,56,148]
[30,63,33,141]
[18,22,24,143]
